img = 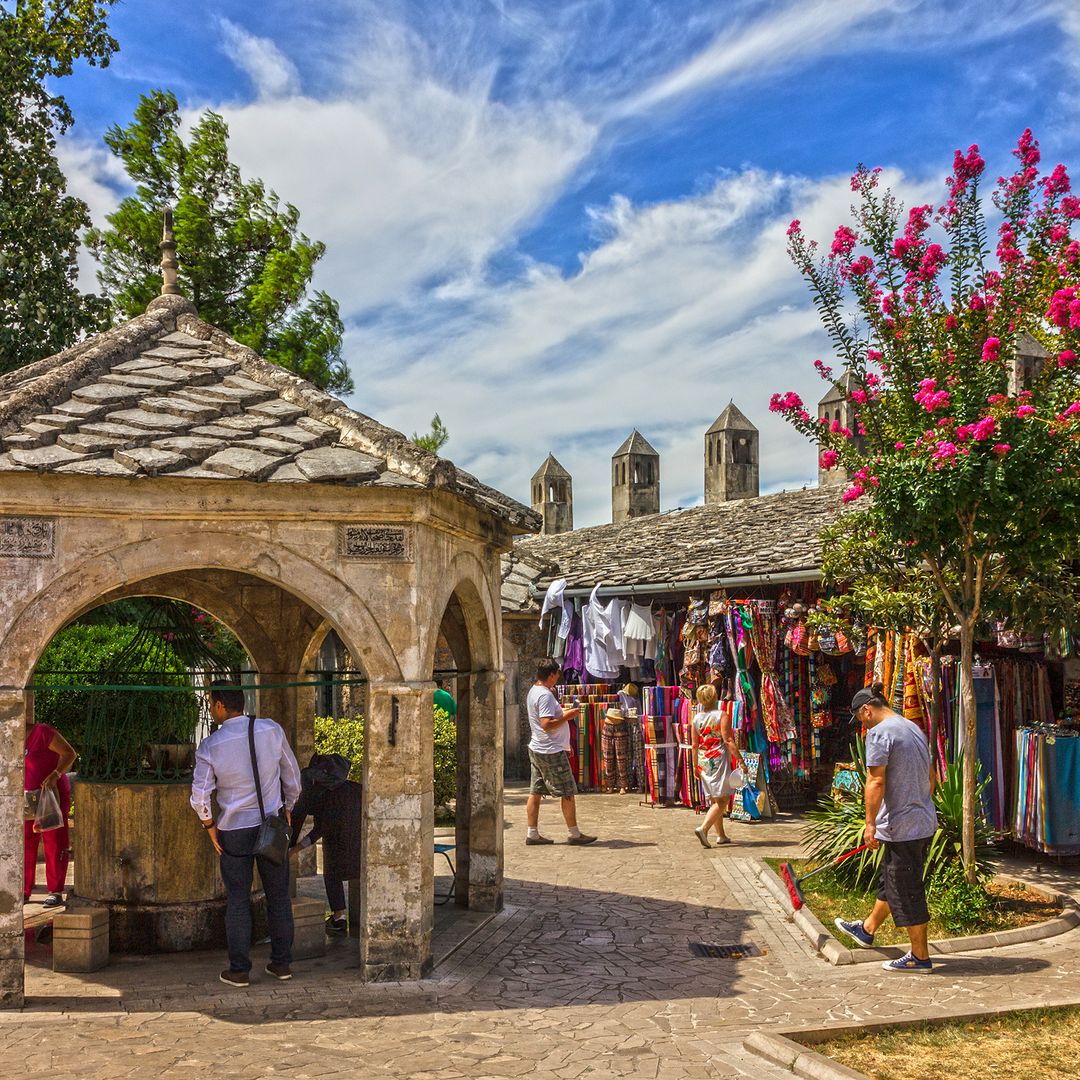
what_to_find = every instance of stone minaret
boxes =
[705,401,759,504]
[531,454,573,535]
[611,430,660,523]
[817,370,866,487]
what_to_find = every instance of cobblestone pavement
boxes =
[8,786,1080,1079]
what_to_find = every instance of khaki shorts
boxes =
[528,749,577,797]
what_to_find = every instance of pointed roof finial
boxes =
[159,207,181,296]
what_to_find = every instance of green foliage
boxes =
[87,89,352,394]
[0,1,115,371]
[412,414,449,454]
[926,859,991,935]
[313,715,365,782]
[33,620,199,777]
[804,735,991,885]
[433,706,457,809]
[312,707,458,811]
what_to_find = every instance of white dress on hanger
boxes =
[622,602,657,661]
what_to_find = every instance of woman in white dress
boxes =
[689,683,746,847]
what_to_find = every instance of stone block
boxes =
[53,907,109,972]
[291,897,327,960]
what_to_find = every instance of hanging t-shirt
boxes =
[623,602,657,660]
[583,584,624,678]
[24,723,71,795]
[527,685,571,754]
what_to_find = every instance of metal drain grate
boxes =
[688,942,764,959]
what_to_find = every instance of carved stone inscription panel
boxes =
[339,524,413,562]
[0,516,55,559]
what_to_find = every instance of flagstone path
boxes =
[8,786,1080,1079]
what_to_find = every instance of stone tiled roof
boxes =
[706,401,756,435]
[613,430,658,457]
[0,295,538,531]
[501,486,843,613]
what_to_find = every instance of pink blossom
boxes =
[972,416,997,441]
[1048,287,1080,329]
[1015,128,1041,169]
[787,219,801,237]
[850,388,868,405]
[970,294,986,312]
[992,443,1011,456]
[866,349,883,363]
[1050,225,1069,243]
[917,243,946,280]
[932,441,959,469]
[1045,163,1072,197]
[945,314,958,331]
[949,144,985,197]
[819,450,839,470]
[831,225,858,257]
[841,483,865,504]
[813,359,834,379]
[769,391,805,415]
[849,255,874,277]
[988,393,1008,405]
[895,441,905,450]
[1059,349,1077,368]
[1063,196,1080,220]
[914,378,951,413]
[981,336,1001,363]
[1016,404,1036,418]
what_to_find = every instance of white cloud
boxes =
[218,19,301,100]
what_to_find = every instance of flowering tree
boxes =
[773,131,1080,877]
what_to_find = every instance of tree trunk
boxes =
[928,645,943,775]
[958,624,978,883]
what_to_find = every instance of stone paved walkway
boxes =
[7,786,1080,1079]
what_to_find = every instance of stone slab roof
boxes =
[501,486,843,613]
[706,401,756,434]
[0,296,538,532]
[613,430,658,458]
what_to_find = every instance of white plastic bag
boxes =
[33,785,64,833]
[726,767,747,793]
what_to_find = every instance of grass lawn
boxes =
[765,858,1060,946]
[809,1006,1080,1080]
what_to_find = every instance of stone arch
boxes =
[0,531,401,691]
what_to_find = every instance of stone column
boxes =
[0,689,26,1007]
[466,670,504,912]
[360,683,434,981]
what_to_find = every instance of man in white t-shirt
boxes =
[525,660,597,846]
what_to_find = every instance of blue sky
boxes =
[54,0,1080,524]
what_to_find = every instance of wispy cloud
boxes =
[218,18,301,99]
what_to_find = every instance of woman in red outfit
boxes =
[24,718,77,907]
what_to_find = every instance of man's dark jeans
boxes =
[218,824,293,973]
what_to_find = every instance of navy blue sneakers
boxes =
[882,951,933,973]
[834,918,875,948]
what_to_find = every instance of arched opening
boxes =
[733,436,752,465]
[633,462,640,484]
[428,571,501,919]
[707,439,713,467]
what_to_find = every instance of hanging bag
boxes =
[248,717,291,866]
[33,785,64,833]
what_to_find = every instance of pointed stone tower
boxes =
[817,370,866,487]
[705,401,758,504]
[531,454,573,535]
[612,430,660,523]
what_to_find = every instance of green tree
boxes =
[412,413,449,454]
[0,0,115,371]
[774,131,1080,878]
[87,90,352,394]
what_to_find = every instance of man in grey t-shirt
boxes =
[834,684,938,973]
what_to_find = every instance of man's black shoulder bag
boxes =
[248,717,291,865]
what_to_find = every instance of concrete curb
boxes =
[758,859,1080,966]
[743,991,1080,1080]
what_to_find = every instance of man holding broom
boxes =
[834,682,938,973]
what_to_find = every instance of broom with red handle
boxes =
[778,843,871,911]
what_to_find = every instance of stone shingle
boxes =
[0,297,537,530]
[501,487,842,612]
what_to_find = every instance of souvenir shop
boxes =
[540,578,1080,853]
[538,577,862,818]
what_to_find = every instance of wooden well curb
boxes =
[758,858,1080,965]
[742,992,1080,1080]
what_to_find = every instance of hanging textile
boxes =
[743,600,794,744]
[1012,728,1080,855]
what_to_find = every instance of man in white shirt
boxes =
[526,660,597,846]
[190,681,302,987]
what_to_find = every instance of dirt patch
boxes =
[809,1005,1080,1080]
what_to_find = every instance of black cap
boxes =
[849,685,885,720]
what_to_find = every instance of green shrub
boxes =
[433,706,457,810]
[927,859,991,935]
[313,715,365,781]
[33,622,198,766]
[804,734,992,886]
[313,708,458,812]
